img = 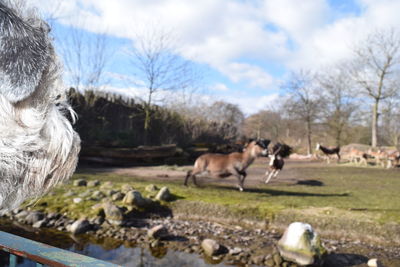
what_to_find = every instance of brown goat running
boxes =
[184,139,270,191]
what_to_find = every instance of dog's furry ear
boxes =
[0,3,50,103]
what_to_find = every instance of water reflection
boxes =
[0,219,229,267]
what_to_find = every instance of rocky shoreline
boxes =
[2,180,400,266]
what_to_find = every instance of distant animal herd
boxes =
[184,139,400,191]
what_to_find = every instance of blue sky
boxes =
[28,0,400,114]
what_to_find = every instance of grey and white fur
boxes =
[0,1,80,211]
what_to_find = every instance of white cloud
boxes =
[211,83,229,92]
[222,93,280,115]
[25,0,400,113]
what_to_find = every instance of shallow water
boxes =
[0,219,228,267]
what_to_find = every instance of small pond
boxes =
[0,219,229,267]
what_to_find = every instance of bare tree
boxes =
[57,23,111,91]
[283,70,322,155]
[126,27,198,144]
[381,98,400,147]
[351,29,400,147]
[318,66,358,146]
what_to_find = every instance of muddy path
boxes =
[81,158,320,188]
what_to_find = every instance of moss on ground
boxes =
[25,164,400,244]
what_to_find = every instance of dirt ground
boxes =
[86,158,322,188]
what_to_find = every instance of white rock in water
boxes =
[368,258,382,267]
[201,239,220,257]
[277,222,327,266]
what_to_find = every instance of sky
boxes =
[26,0,400,114]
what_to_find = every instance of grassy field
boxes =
[30,162,400,244]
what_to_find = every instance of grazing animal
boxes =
[348,148,368,166]
[184,139,270,191]
[0,2,80,211]
[315,143,340,163]
[264,143,292,184]
[367,149,388,168]
[386,150,400,168]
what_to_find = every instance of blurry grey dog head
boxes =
[0,2,81,211]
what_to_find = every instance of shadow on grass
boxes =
[201,185,349,197]
[296,179,324,186]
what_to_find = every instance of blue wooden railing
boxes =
[0,231,120,267]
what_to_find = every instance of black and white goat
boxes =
[315,143,340,164]
[264,143,292,184]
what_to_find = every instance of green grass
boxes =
[27,164,400,243]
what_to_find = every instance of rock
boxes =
[155,187,171,201]
[121,184,134,193]
[145,184,158,192]
[91,190,106,200]
[73,179,87,186]
[277,222,327,266]
[87,180,100,187]
[47,212,61,220]
[69,219,91,235]
[229,247,243,255]
[273,253,283,266]
[111,192,125,201]
[103,203,124,226]
[201,239,220,257]
[63,190,76,197]
[104,189,118,197]
[91,204,105,217]
[15,210,29,220]
[252,255,265,265]
[122,190,147,207]
[368,258,382,267]
[78,190,92,198]
[25,211,45,224]
[100,181,113,190]
[32,220,47,228]
[73,197,83,203]
[147,225,169,239]
[92,216,105,225]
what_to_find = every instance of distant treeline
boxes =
[68,89,241,148]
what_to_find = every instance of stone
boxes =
[111,192,125,201]
[122,190,147,207]
[252,255,265,265]
[78,190,92,198]
[63,190,76,197]
[103,203,124,226]
[145,184,158,192]
[229,247,243,255]
[155,186,171,201]
[73,198,83,203]
[201,239,220,257]
[92,216,105,225]
[32,219,47,228]
[121,184,134,193]
[15,210,29,220]
[100,181,113,190]
[273,253,283,266]
[368,258,382,267]
[147,225,169,239]
[91,190,106,200]
[69,219,91,235]
[104,189,118,197]
[87,180,100,187]
[73,179,87,186]
[47,212,61,220]
[277,222,327,266]
[25,211,45,224]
